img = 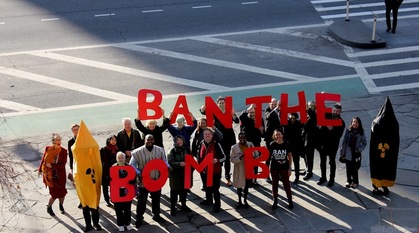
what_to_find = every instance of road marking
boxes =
[368,69,419,80]
[321,7,419,19]
[41,18,59,21]
[114,44,315,81]
[0,99,41,112]
[27,51,227,91]
[373,82,419,92]
[193,36,355,67]
[241,2,259,4]
[0,66,136,102]
[311,0,347,3]
[142,9,163,13]
[347,45,419,57]
[192,5,212,9]
[361,57,419,68]
[94,13,116,17]
[0,22,5,25]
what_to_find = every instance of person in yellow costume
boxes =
[72,121,103,232]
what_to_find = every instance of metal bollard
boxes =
[371,14,377,42]
[345,0,350,21]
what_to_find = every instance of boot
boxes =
[47,205,55,216]
[288,199,294,210]
[59,204,65,214]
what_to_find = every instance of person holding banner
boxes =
[135,108,170,148]
[317,104,345,187]
[168,135,193,216]
[198,128,226,213]
[38,133,68,216]
[129,134,168,227]
[168,112,197,149]
[112,152,136,232]
[230,132,256,209]
[268,129,294,210]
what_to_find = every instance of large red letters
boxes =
[109,166,137,202]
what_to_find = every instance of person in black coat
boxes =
[385,0,403,33]
[135,108,170,148]
[116,118,143,163]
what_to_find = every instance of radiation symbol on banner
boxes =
[378,143,389,158]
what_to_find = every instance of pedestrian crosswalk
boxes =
[311,0,419,22]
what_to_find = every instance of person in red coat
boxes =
[38,133,68,216]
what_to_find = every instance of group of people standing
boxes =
[38,96,371,232]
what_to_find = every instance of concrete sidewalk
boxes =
[1,93,418,233]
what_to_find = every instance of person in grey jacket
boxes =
[340,117,367,189]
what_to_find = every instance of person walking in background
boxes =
[230,132,256,209]
[135,108,170,148]
[268,129,294,210]
[38,133,68,216]
[117,118,143,163]
[385,0,403,33]
[317,103,345,187]
[100,135,118,206]
[340,117,367,189]
[167,135,193,216]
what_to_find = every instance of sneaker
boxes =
[47,205,55,216]
[327,180,335,187]
[350,183,358,189]
[317,178,327,185]
[106,201,112,207]
[226,179,232,187]
[118,226,125,232]
[372,188,384,195]
[126,225,133,231]
[59,204,65,214]
[152,215,166,223]
[300,170,307,176]
[345,182,351,188]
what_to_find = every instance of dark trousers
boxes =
[304,145,315,174]
[102,184,110,203]
[82,207,99,227]
[136,187,161,220]
[292,152,301,179]
[237,179,253,201]
[320,147,338,180]
[221,143,232,180]
[202,172,222,208]
[345,160,359,184]
[170,189,187,208]
[271,169,292,201]
[386,2,401,30]
[114,201,132,226]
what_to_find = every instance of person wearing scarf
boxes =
[38,133,68,216]
[340,117,367,189]
[100,135,118,206]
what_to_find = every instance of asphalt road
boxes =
[1,0,418,139]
